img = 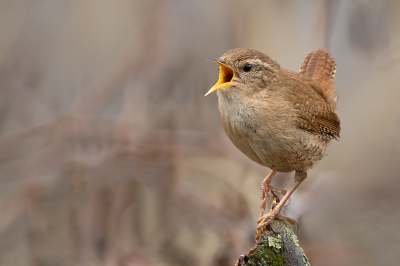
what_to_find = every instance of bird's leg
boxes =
[260,171,288,217]
[269,192,298,232]
[259,170,277,217]
[256,170,307,238]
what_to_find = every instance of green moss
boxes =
[247,208,311,266]
[244,241,285,266]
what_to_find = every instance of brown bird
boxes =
[205,48,340,238]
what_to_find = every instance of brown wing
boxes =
[296,99,341,140]
[300,49,338,110]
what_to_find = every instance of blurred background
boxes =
[0,0,399,265]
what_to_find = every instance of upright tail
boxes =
[299,49,338,110]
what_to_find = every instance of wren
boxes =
[205,48,340,238]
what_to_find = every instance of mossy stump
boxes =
[235,218,310,266]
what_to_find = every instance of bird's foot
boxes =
[256,171,306,241]
[256,210,299,240]
[256,195,298,240]
[257,212,298,231]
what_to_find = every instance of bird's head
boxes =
[205,48,281,97]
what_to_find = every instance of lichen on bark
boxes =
[235,216,310,266]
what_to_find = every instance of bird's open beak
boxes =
[204,58,235,97]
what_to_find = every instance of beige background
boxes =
[0,1,399,265]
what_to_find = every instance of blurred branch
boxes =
[235,213,310,266]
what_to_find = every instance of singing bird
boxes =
[205,48,340,237]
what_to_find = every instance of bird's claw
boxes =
[256,194,299,240]
[256,211,299,239]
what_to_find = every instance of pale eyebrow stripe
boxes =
[253,58,276,72]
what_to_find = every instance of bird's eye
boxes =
[243,64,252,72]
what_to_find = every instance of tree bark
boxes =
[235,212,310,266]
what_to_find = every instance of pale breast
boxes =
[218,91,329,172]
[218,94,265,166]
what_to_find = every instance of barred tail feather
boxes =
[300,49,338,110]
